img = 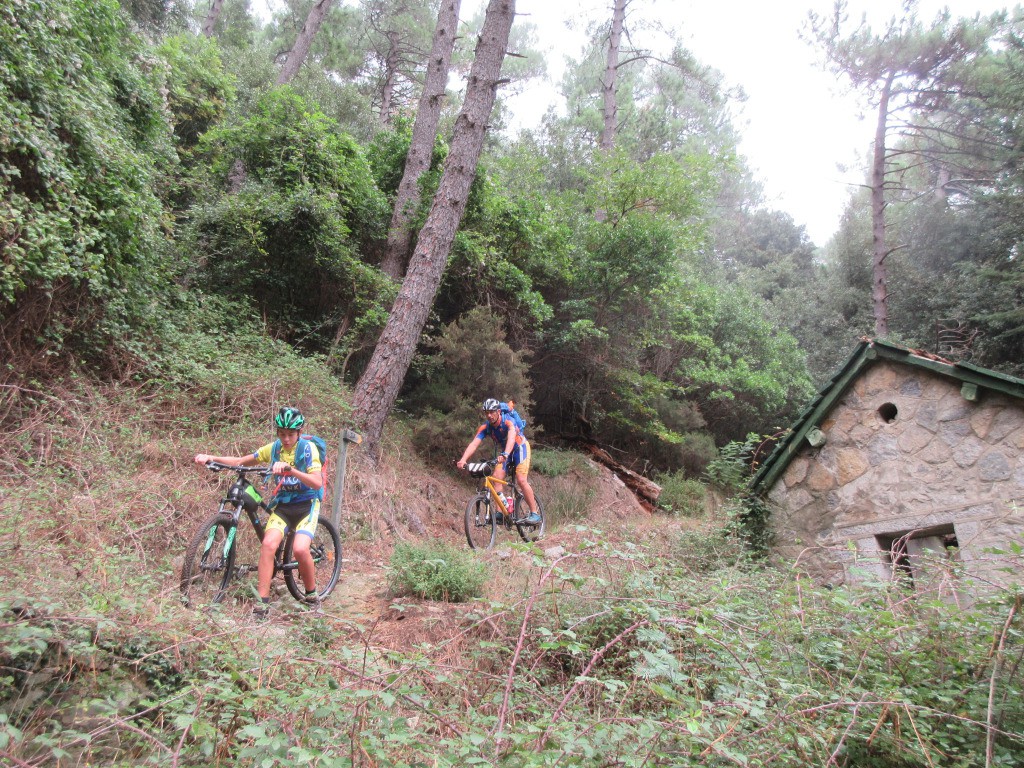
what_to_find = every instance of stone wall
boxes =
[767,360,1024,590]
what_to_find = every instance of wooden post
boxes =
[331,429,362,529]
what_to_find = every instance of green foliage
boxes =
[204,0,262,50]
[0,0,177,379]
[530,448,592,477]
[703,432,765,492]
[386,540,487,602]
[655,471,707,517]
[156,34,235,159]
[183,87,394,357]
[409,306,534,466]
[490,133,814,464]
[366,116,415,197]
[142,291,347,394]
[438,169,567,339]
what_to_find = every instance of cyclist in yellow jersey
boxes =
[194,406,323,619]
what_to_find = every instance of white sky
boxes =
[252,0,1012,244]
[498,0,1015,245]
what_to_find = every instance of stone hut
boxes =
[750,339,1024,593]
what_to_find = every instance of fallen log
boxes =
[582,443,662,508]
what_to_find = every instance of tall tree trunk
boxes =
[599,0,626,151]
[276,0,336,85]
[379,31,401,127]
[594,0,625,223]
[353,0,515,454]
[201,0,225,37]
[871,72,894,338]
[379,0,461,280]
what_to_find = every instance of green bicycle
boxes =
[180,462,342,608]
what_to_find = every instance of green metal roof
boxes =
[748,339,1024,495]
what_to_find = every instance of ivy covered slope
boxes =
[0,0,180,380]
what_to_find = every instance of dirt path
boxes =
[235,460,711,649]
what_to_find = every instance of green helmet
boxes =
[275,406,305,430]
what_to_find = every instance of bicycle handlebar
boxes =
[455,457,499,468]
[204,461,272,476]
[459,457,503,478]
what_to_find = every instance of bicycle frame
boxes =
[211,466,299,578]
[481,472,515,517]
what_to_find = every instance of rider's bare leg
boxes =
[291,534,317,593]
[516,471,539,514]
[258,528,285,599]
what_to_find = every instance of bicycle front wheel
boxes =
[465,495,496,550]
[180,513,237,608]
[515,492,545,543]
[283,517,342,601]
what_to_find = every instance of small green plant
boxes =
[728,495,774,557]
[298,616,334,652]
[703,433,760,492]
[386,541,487,602]
[655,471,707,516]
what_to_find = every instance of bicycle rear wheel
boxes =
[465,495,496,550]
[515,491,545,543]
[180,513,237,608]
[283,517,342,601]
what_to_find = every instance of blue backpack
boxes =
[270,434,328,501]
[500,401,527,436]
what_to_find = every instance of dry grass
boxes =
[0,374,724,663]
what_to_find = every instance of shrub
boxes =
[667,525,747,572]
[703,432,764,492]
[409,306,533,469]
[655,471,708,516]
[0,0,177,381]
[410,406,480,470]
[183,88,393,357]
[414,306,533,414]
[386,541,487,602]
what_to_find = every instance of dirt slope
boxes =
[167,453,701,650]
[276,455,703,651]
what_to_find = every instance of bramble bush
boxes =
[2,522,1023,766]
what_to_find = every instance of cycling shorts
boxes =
[504,441,531,477]
[266,499,320,539]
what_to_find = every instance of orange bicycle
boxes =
[462,458,545,550]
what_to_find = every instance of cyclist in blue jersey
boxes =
[193,406,323,619]
[457,398,541,525]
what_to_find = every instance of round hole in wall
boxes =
[877,402,898,423]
